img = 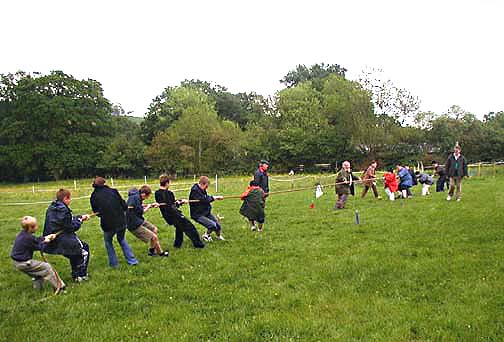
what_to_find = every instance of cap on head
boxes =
[260,160,270,166]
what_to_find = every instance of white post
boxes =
[74,180,77,190]
[144,175,147,184]
[215,174,218,192]
[193,174,196,182]
[111,177,114,187]
[32,185,35,194]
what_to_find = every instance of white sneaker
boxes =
[456,198,461,202]
[202,233,212,242]
[251,225,256,231]
[446,195,452,201]
[216,235,225,241]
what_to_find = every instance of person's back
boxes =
[126,188,144,230]
[383,171,398,192]
[155,188,178,224]
[240,186,265,218]
[398,167,413,187]
[90,184,126,232]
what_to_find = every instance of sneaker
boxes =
[148,248,157,256]
[446,195,452,201]
[216,235,225,241]
[202,233,213,242]
[251,225,256,231]
[73,276,85,283]
[159,251,169,257]
[456,198,461,202]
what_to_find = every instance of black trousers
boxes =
[436,175,448,192]
[172,218,204,248]
[64,241,90,279]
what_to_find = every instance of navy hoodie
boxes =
[126,189,145,230]
[189,184,214,219]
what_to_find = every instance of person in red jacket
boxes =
[383,167,398,201]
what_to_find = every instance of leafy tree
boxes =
[0,71,113,180]
[280,63,347,88]
[146,86,244,174]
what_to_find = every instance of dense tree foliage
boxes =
[0,66,503,181]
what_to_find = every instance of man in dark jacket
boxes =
[254,160,270,196]
[126,185,169,257]
[445,144,468,201]
[90,177,138,267]
[189,176,224,242]
[155,174,205,248]
[43,189,91,282]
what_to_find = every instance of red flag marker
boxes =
[309,202,315,209]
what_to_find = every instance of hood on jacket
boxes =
[48,200,68,212]
[128,188,139,197]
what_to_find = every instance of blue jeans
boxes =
[194,214,221,234]
[103,229,138,267]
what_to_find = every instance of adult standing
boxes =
[189,176,225,242]
[254,160,270,197]
[361,160,380,199]
[445,144,468,201]
[90,177,138,267]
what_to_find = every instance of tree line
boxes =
[1,65,503,181]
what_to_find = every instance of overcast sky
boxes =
[1,0,502,118]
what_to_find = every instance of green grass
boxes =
[0,174,503,341]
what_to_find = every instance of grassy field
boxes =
[0,172,503,341]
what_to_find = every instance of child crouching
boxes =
[11,216,65,293]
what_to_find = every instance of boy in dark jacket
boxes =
[43,189,91,282]
[126,185,169,257]
[189,176,224,242]
[445,144,468,201]
[90,177,138,267]
[11,216,64,293]
[432,160,449,192]
[415,171,434,196]
[240,180,266,232]
[155,174,205,248]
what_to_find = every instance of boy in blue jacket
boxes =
[11,216,65,293]
[43,189,91,282]
[189,176,224,242]
[126,185,169,257]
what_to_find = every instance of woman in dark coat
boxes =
[90,177,138,267]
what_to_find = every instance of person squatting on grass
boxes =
[43,189,91,282]
[445,144,468,201]
[361,160,381,199]
[155,174,205,249]
[126,185,169,257]
[383,168,398,201]
[90,177,138,267]
[240,180,266,232]
[432,160,449,192]
[189,176,225,242]
[415,171,434,196]
[334,161,356,209]
[396,163,413,199]
[11,216,65,293]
